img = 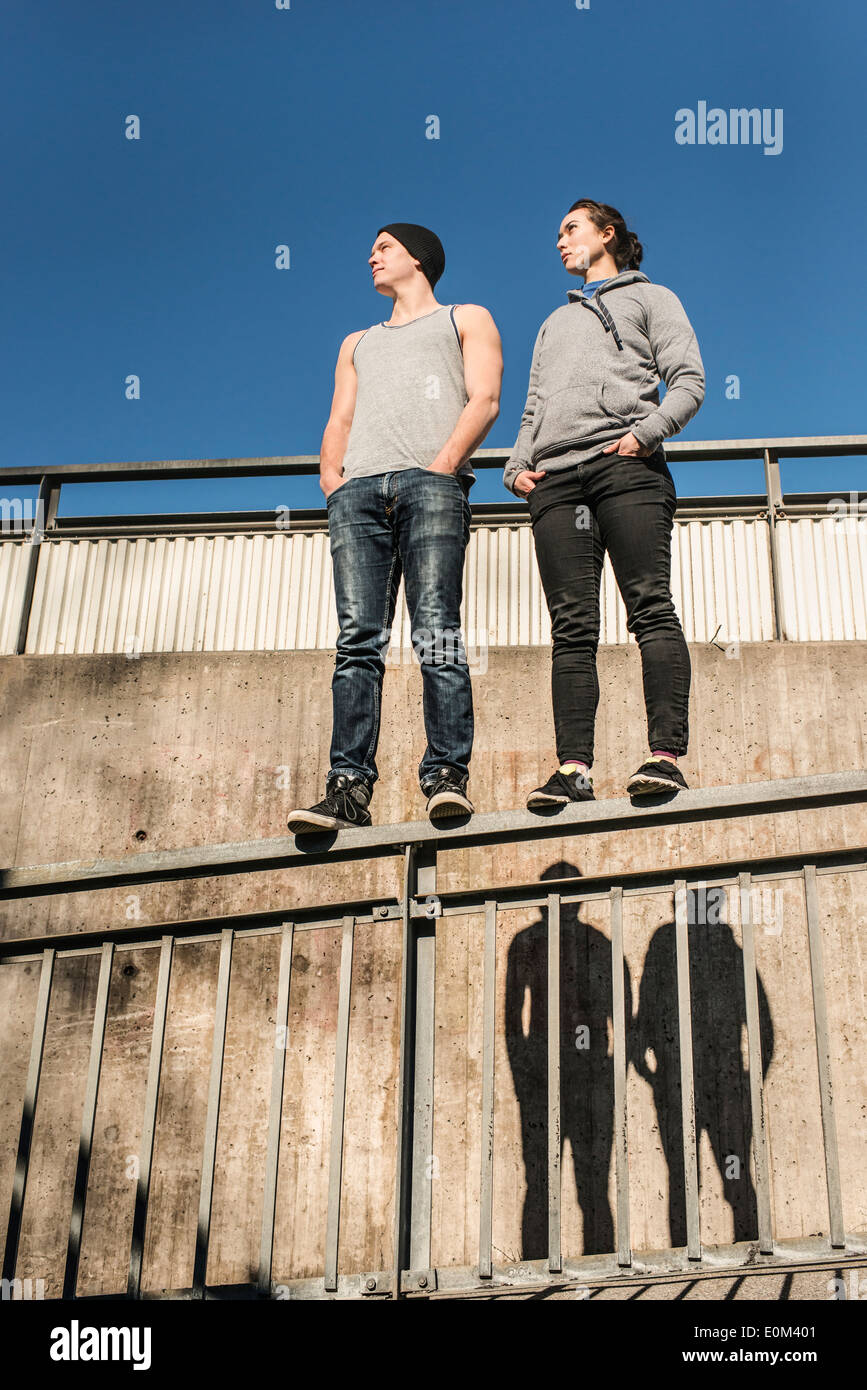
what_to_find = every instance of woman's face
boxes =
[556,209,611,276]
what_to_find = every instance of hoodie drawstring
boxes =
[574,294,624,351]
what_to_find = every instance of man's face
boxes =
[556,209,611,276]
[368,233,421,294]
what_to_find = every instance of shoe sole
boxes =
[627,773,686,795]
[526,791,595,807]
[287,810,367,834]
[427,791,474,819]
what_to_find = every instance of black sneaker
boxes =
[527,767,595,809]
[287,773,372,834]
[626,757,688,796]
[423,767,474,821]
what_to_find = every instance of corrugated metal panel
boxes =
[3,513,863,656]
[776,516,867,640]
[0,539,29,653]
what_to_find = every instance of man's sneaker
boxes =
[527,767,595,809]
[626,757,688,796]
[287,774,372,834]
[423,767,474,821]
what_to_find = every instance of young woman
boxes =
[504,200,705,806]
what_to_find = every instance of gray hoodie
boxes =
[503,271,705,495]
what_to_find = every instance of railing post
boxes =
[391,842,437,1297]
[13,476,59,655]
[763,448,785,641]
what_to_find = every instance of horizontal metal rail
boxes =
[2,771,865,900]
[1,436,865,487]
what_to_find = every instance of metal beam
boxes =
[2,844,864,966]
[1,435,865,487]
[610,887,631,1267]
[803,864,845,1248]
[674,882,701,1262]
[127,935,174,1298]
[257,921,294,1297]
[64,942,114,1298]
[324,915,355,1292]
[409,846,437,1274]
[546,892,561,1273]
[4,772,866,899]
[478,900,497,1279]
[192,929,234,1298]
[2,947,55,1282]
[737,875,774,1254]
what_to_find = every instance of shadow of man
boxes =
[505,861,630,1258]
[633,885,775,1247]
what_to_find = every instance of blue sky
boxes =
[2,0,865,516]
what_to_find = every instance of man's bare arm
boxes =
[428,305,502,475]
[319,330,365,497]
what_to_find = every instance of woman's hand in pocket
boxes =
[602,432,652,459]
[513,469,547,497]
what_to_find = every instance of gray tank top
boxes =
[340,304,474,483]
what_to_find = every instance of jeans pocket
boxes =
[326,479,354,506]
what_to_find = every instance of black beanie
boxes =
[376,223,445,288]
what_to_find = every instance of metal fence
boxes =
[1,436,866,655]
[2,771,866,1299]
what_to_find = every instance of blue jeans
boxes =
[527,448,691,767]
[325,468,474,794]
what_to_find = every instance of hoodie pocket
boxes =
[600,378,640,423]
[531,381,608,456]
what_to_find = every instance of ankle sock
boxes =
[559,760,591,777]
[650,750,678,763]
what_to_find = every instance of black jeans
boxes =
[527,448,690,768]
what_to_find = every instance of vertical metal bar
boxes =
[674,880,701,1261]
[610,886,632,1267]
[410,844,437,1275]
[323,914,355,1292]
[546,892,561,1273]
[392,847,418,1299]
[478,899,497,1279]
[763,447,785,641]
[738,874,774,1253]
[63,941,115,1299]
[192,928,234,1298]
[13,475,58,655]
[803,864,845,1247]
[3,947,55,1282]
[257,921,294,1297]
[127,935,174,1299]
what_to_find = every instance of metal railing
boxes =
[2,435,866,655]
[2,770,866,1298]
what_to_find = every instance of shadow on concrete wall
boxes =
[505,862,775,1258]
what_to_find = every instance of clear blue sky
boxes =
[2,0,864,516]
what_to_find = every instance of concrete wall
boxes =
[0,642,865,1294]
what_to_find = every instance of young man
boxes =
[288,223,502,833]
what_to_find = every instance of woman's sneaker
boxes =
[527,767,595,809]
[626,757,688,796]
[287,774,372,834]
[423,767,474,821]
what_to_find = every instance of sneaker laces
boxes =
[326,774,369,809]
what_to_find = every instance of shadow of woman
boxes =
[633,887,775,1247]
